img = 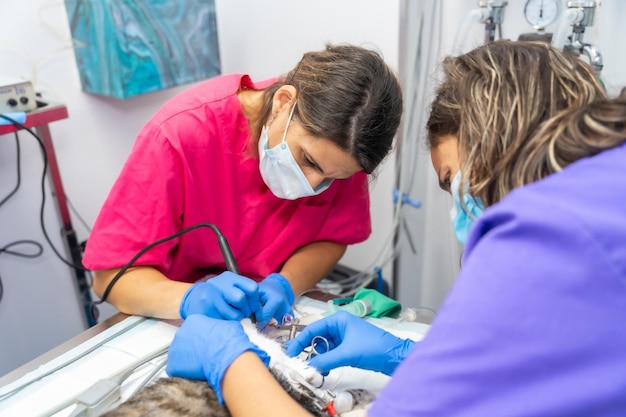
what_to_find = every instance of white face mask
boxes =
[258,103,333,200]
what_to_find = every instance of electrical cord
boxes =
[0,240,44,258]
[63,194,95,290]
[316,244,402,297]
[0,113,89,272]
[0,116,96,325]
[66,194,92,233]
[0,240,44,304]
[93,222,240,305]
[0,132,21,207]
[90,222,260,326]
[0,129,45,304]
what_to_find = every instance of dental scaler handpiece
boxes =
[209,224,258,324]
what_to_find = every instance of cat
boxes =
[101,318,375,417]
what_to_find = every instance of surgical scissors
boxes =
[306,335,331,360]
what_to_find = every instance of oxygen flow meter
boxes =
[524,0,562,30]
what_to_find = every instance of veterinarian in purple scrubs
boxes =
[166,41,626,416]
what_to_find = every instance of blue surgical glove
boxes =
[179,271,261,320]
[166,315,270,404]
[257,273,295,328]
[285,310,416,376]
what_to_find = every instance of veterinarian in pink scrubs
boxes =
[83,44,403,326]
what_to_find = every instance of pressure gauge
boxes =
[524,0,562,30]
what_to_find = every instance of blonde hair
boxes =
[534,94,626,168]
[427,40,611,206]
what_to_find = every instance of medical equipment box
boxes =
[0,75,38,113]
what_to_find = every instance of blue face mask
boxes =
[449,172,485,245]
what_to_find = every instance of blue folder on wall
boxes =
[64,0,221,99]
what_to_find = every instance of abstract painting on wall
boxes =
[64,0,221,99]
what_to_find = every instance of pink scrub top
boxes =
[83,74,371,283]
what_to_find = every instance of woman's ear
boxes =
[271,85,298,115]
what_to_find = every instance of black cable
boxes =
[0,124,44,305]
[0,240,45,304]
[0,132,21,207]
[94,222,240,304]
[0,239,44,258]
[0,113,88,272]
[66,195,92,233]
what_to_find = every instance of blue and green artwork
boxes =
[64,0,221,99]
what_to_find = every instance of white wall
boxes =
[0,0,400,376]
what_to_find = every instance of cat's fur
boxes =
[101,319,374,417]
[101,377,229,417]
